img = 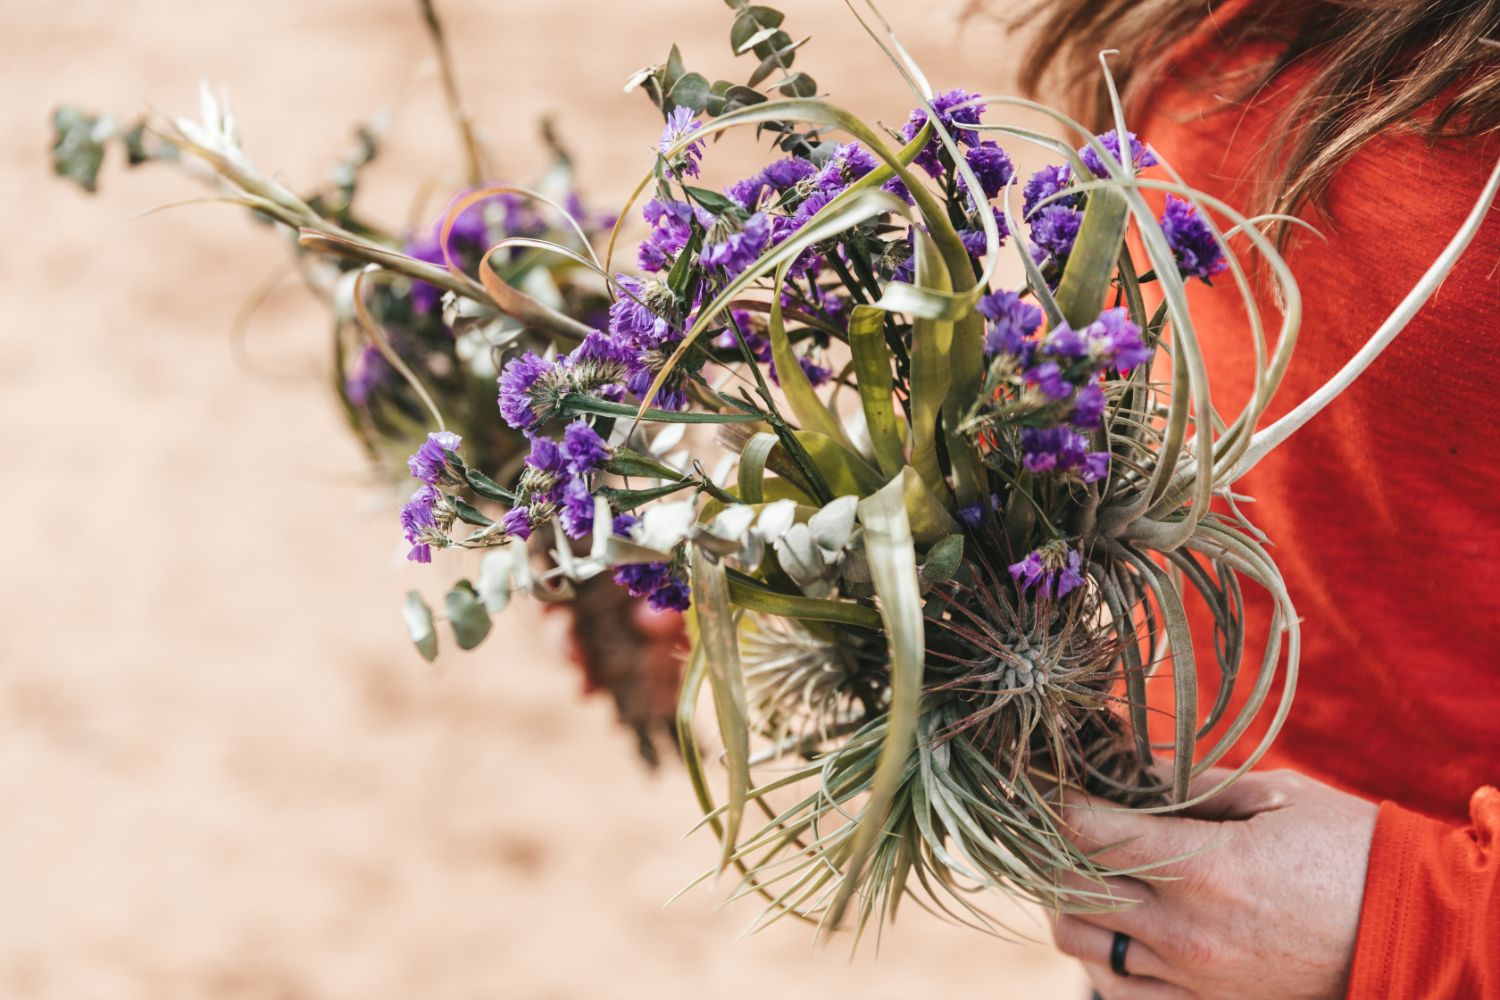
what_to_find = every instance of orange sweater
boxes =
[1135,5,1500,996]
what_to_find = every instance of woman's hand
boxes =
[1050,768,1379,999]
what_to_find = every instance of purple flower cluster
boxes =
[1009,545,1085,599]
[658,106,705,178]
[611,515,691,612]
[1080,129,1157,178]
[900,88,986,177]
[813,143,877,193]
[1022,163,1076,218]
[400,485,443,564]
[503,420,614,541]
[959,205,1010,257]
[406,430,463,486]
[1160,195,1228,283]
[1019,426,1109,481]
[701,212,772,277]
[639,197,694,272]
[980,302,1151,483]
[977,290,1043,356]
[1022,130,1156,271]
[965,141,1014,200]
[496,275,692,435]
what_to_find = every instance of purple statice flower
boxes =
[1079,129,1158,179]
[1072,380,1106,429]
[558,476,596,539]
[881,174,914,204]
[1043,322,1090,359]
[726,173,768,211]
[1029,205,1082,265]
[965,141,1014,200]
[1055,549,1085,598]
[647,575,692,612]
[562,420,611,474]
[497,353,553,430]
[638,198,694,272]
[813,143,877,194]
[1160,195,1229,282]
[1087,308,1152,372]
[798,356,833,387]
[701,212,771,277]
[763,156,817,190]
[407,431,463,485]
[609,275,674,347]
[1009,550,1047,594]
[400,485,444,563]
[1020,427,1107,482]
[959,206,1010,257]
[766,351,831,388]
[1022,163,1076,218]
[629,369,688,412]
[956,502,985,529]
[569,329,631,367]
[345,343,392,407]
[525,435,566,474]
[977,290,1043,357]
[1024,361,1072,401]
[612,514,640,537]
[1010,547,1086,599]
[901,88,985,176]
[787,187,834,232]
[1082,451,1110,482]
[658,106,705,177]
[614,561,671,597]
[500,505,533,541]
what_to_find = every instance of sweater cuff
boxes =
[1346,801,1425,999]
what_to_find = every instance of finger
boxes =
[1157,765,1294,821]
[1058,789,1212,876]
[1081,962,1193,1000]
[632,599,683,639]
[1050,915,1176,983]
[1054,870,1169,940]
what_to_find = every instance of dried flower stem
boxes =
[418,0,490,186]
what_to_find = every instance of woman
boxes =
[1009,1,1500,996]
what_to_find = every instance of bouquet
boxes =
[60,0,1496,941]
[49,0,685,764]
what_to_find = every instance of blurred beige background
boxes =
[2,1,1084,997]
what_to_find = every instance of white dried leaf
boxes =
[809,495,858,556]
[756,499,798,539]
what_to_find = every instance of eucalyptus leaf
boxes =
[403,590,438,662]
[444,581,492,651]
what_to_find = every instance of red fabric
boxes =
[1132,4,1500,995]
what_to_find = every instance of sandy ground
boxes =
[2,1,1085,997]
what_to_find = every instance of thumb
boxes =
[1172,767,1296,821]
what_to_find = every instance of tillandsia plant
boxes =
[50,0,691,764]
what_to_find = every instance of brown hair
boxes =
[999,0,1500,242]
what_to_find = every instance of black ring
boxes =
[1110,931,1132,977]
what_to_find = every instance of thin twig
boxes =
[417,0,489,186]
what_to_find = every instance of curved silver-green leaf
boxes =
[829,473,926,928]
[692,546,751,874]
